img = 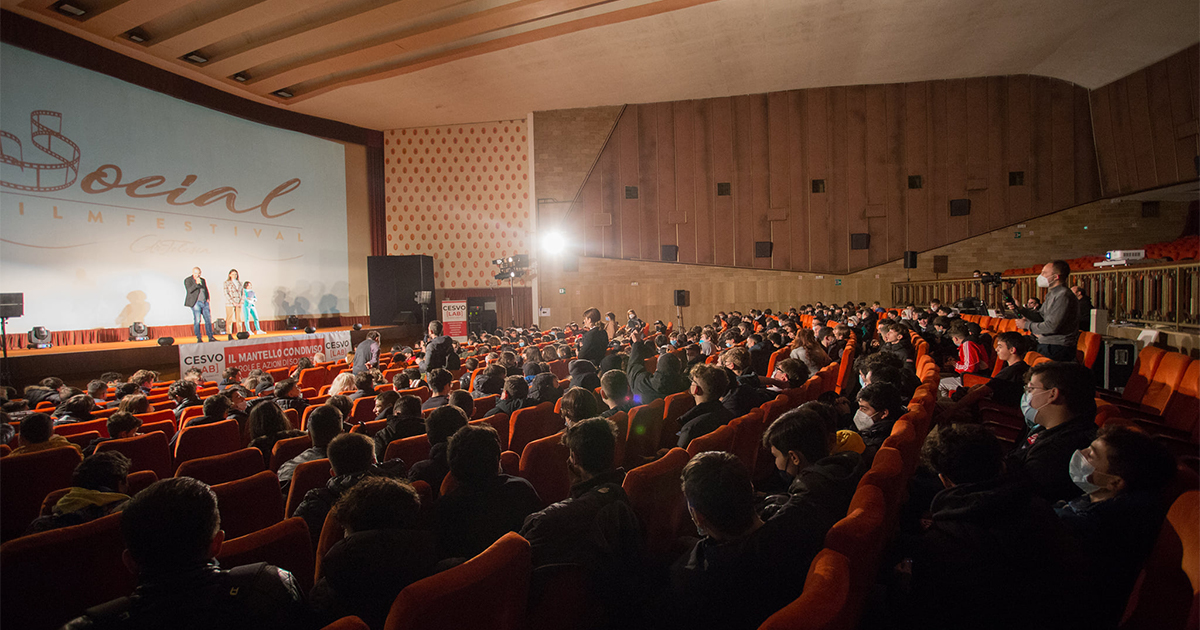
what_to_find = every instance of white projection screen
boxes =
[0,44,350,332]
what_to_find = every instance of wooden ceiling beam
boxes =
[145,0,327,58]
[78,0,195,39]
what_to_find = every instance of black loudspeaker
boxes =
[157,337,174,346]
[754,242,773,258]
[903,251,918,269]
[949,199,971,216]
[367,255,436,326]
[352,323,363,331]
[661,245,679,262]
[304,326,316,334]
[236,331,250,340]
[674,290,690,307]
[0,293,23,318]
[850,233,870,250]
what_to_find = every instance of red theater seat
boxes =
[508,403,562,456]
[211,470,284,539]
[0,447,83,542]
[175,447,265,486]
[285,458,332,519]
[757,548,852,630]
[270,434,313,472]
[518,433,571,508]
[173,419,241,466]
[96,431,174,480]
[622,447,690,558]
[216,516,315,593]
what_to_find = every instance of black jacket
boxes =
[62,560,305,630]
[721,371,774,419]
[309,529,438,630]
[906,477,1080,630]
[760,451,865,523]
[627,340,689,406]
[419,335,458,372]
[436,474,541,559]
[520,469,642,574]
[494,396,533,416]
[183,276,211,307]
[879,340,916,369]
[407,442,449,498]
[420,395,449,411]
[373,415,426,462]
[676,400,735,448]
[986,361,1029,408]
[1006,416,1097,503]
[748,343,774,379]
[577,327,609,365]
[294,461,406,549]
[470,373,504,397]
[568,359,602,392]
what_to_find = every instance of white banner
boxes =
[0,44,349,331]
[442,300,468,342]
[179,330,351,380]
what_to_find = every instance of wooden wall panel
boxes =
[1092,44,1199,196]
[564,68,1131,274]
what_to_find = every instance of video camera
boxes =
[976,271,1014,288]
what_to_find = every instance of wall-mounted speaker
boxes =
[674,290,690,307]
[933,255,949,274]
[850,233,870,250]
[949,199,971,216]
[0,293,23,318]
[903,251,918,269]
[754,242,773,258]
[661,245,679,262]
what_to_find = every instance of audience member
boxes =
[852,382,904,464]
[407,405,469,497]
[494,375,533,414]
[599,370,635,418]
[788,328,831,375]
[676,364,734,448]
[527,373,562,406]
[27,451,132,534]
[419,321,458,372]
[759,407,864,523]
[278,405,344,493]
[626,328,689,405]
[448,390,474,418]
[246,402,305,467]
[84,411,143,456]
[1012,260,1080,361]
[295,432,403,550]
[346,372,376,402]
[568,359,601,391]
[371,390,400,422]
[1007,361,1098,503]
[54,393,95,425]
[719,346,774,418]
[373,395,425,461]
[272,378,309,415]
[471,364,506,398]
[13,412,78,455]
[421,368,454,410]
[577,308,609,365]
[329,372,357,396]
[559,387,600,427]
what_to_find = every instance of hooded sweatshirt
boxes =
[568,359,602,391]
[627,340,689,405]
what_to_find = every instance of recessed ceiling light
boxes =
[55,3,86,17]
[232,73,249,83]
[126,29,149,43]
[183,52,208,64]
[273,90,294,98]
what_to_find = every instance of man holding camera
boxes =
[1007,260,1079,362]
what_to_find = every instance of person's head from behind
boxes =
[502,375,529,401]
[354,371,375,393]
[106,411,143,439]
[87,379,107,401]
[772,359,809,389]
[429,368,453,395]
[100,372,124,388]
[393,394,422,419]
[428,320,444,337]
[681,451,757,541]
[600,369,630,406]
[448,390,474,417]
[308,405,344,448]
[921,423,1004,488]
[1075,424,1175,499]
[247,401,291,440]
[560,387,600,425]
[1025,361,1097,426]
[335,477,422,535]
[273,378,299,399]
[948,322,971,346]
[763,408,830,480]
[327,394,352,420]
[74,451,131,493]
[722,346,751,374]
[426,404,469,446]
[689,364,730,403]
[448,424,501,484]
[129,370,156,389]
[563,416,617,482]
[327,432,376,476]
[122,478,222,574]
[118,393,151,416]
[59,394,95,420]
[19,413,54,445]
[856,382,904,428]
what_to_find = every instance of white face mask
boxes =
[1020,388,1048,430]
[1036,274,1051,288]
[1069,450,1102,494]
[853,409,878,431]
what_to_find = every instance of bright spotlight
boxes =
[542,231,566,255]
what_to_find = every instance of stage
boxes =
[2,323,423,390]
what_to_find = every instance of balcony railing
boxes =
[892,261,1200,328]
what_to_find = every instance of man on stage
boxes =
[184,267,217,343]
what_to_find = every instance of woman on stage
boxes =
[243,280,262,335]
[223,269,244,340]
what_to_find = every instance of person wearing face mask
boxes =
[662,452,828,630]
[851,382,904,465]
[1055,424,1177,629]
[1007,362,1098,503]
[758,407,865,523]
[900,423,1080,630]
[1008,260,1080,362]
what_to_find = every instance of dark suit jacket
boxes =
[184,276,211,307]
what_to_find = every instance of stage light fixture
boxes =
[213,318,227,335]
[304,325,317,334]
[129,322,149,342]
[542,230,565,255]
[27,327,52,349]
[286,315,300,330]
[183,51,208,64]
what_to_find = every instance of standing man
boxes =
[1011,260,1080,362]
[352,330,380,374]
[184,267,217,343]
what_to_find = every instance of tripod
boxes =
[0,316,11,387]
[508,276,517,328]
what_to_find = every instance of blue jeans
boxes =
[192,300,214,341]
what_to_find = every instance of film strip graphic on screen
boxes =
[383,121,529,289]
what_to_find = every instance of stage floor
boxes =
[2,324,421,390]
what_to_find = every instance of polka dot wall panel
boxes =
[384,121,530,289]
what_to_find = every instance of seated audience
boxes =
[118,393,153,415]
[12,412,78,455]
[471,364,506,398]
[626,329,689,405]
[676,364,734,448]
[447,390,474,418]
[568,359,602,392]
[436,424,541,559]
[766,358,809,391]
[54,393,95,425]
[329,372,357,396]
[84,411,143,456]
[295,432,403,550]
[559,387,600,427]
[278,405,344,493]
[272,378,309,415]
[719,346,774,418]
[346,372,377,402]
[788,328,831,375]
[87,380,108,408]
[527,373,562,406]
[246,403,305,467]
[1007,361,1098,503]
[1055,424,1177,627]
[407,405,469,497]
[875,321,916,371]
[421,369,453,410]
[494,375,533,415]
[852,382,904,464]
[309,478,437,630]
[759,407,864,522]
[939,331,1030,421]
[599,370,636,418]
[61,477,306,629]
[27,451,132,534]
[939,322,990,394]
[902,423,1078,630]
[106,382,141,409]
[218,367,241,390]
[373,395,425,461]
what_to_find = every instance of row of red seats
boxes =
[1003,234,1199,276]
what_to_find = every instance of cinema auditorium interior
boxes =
[0,1,1198,629]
